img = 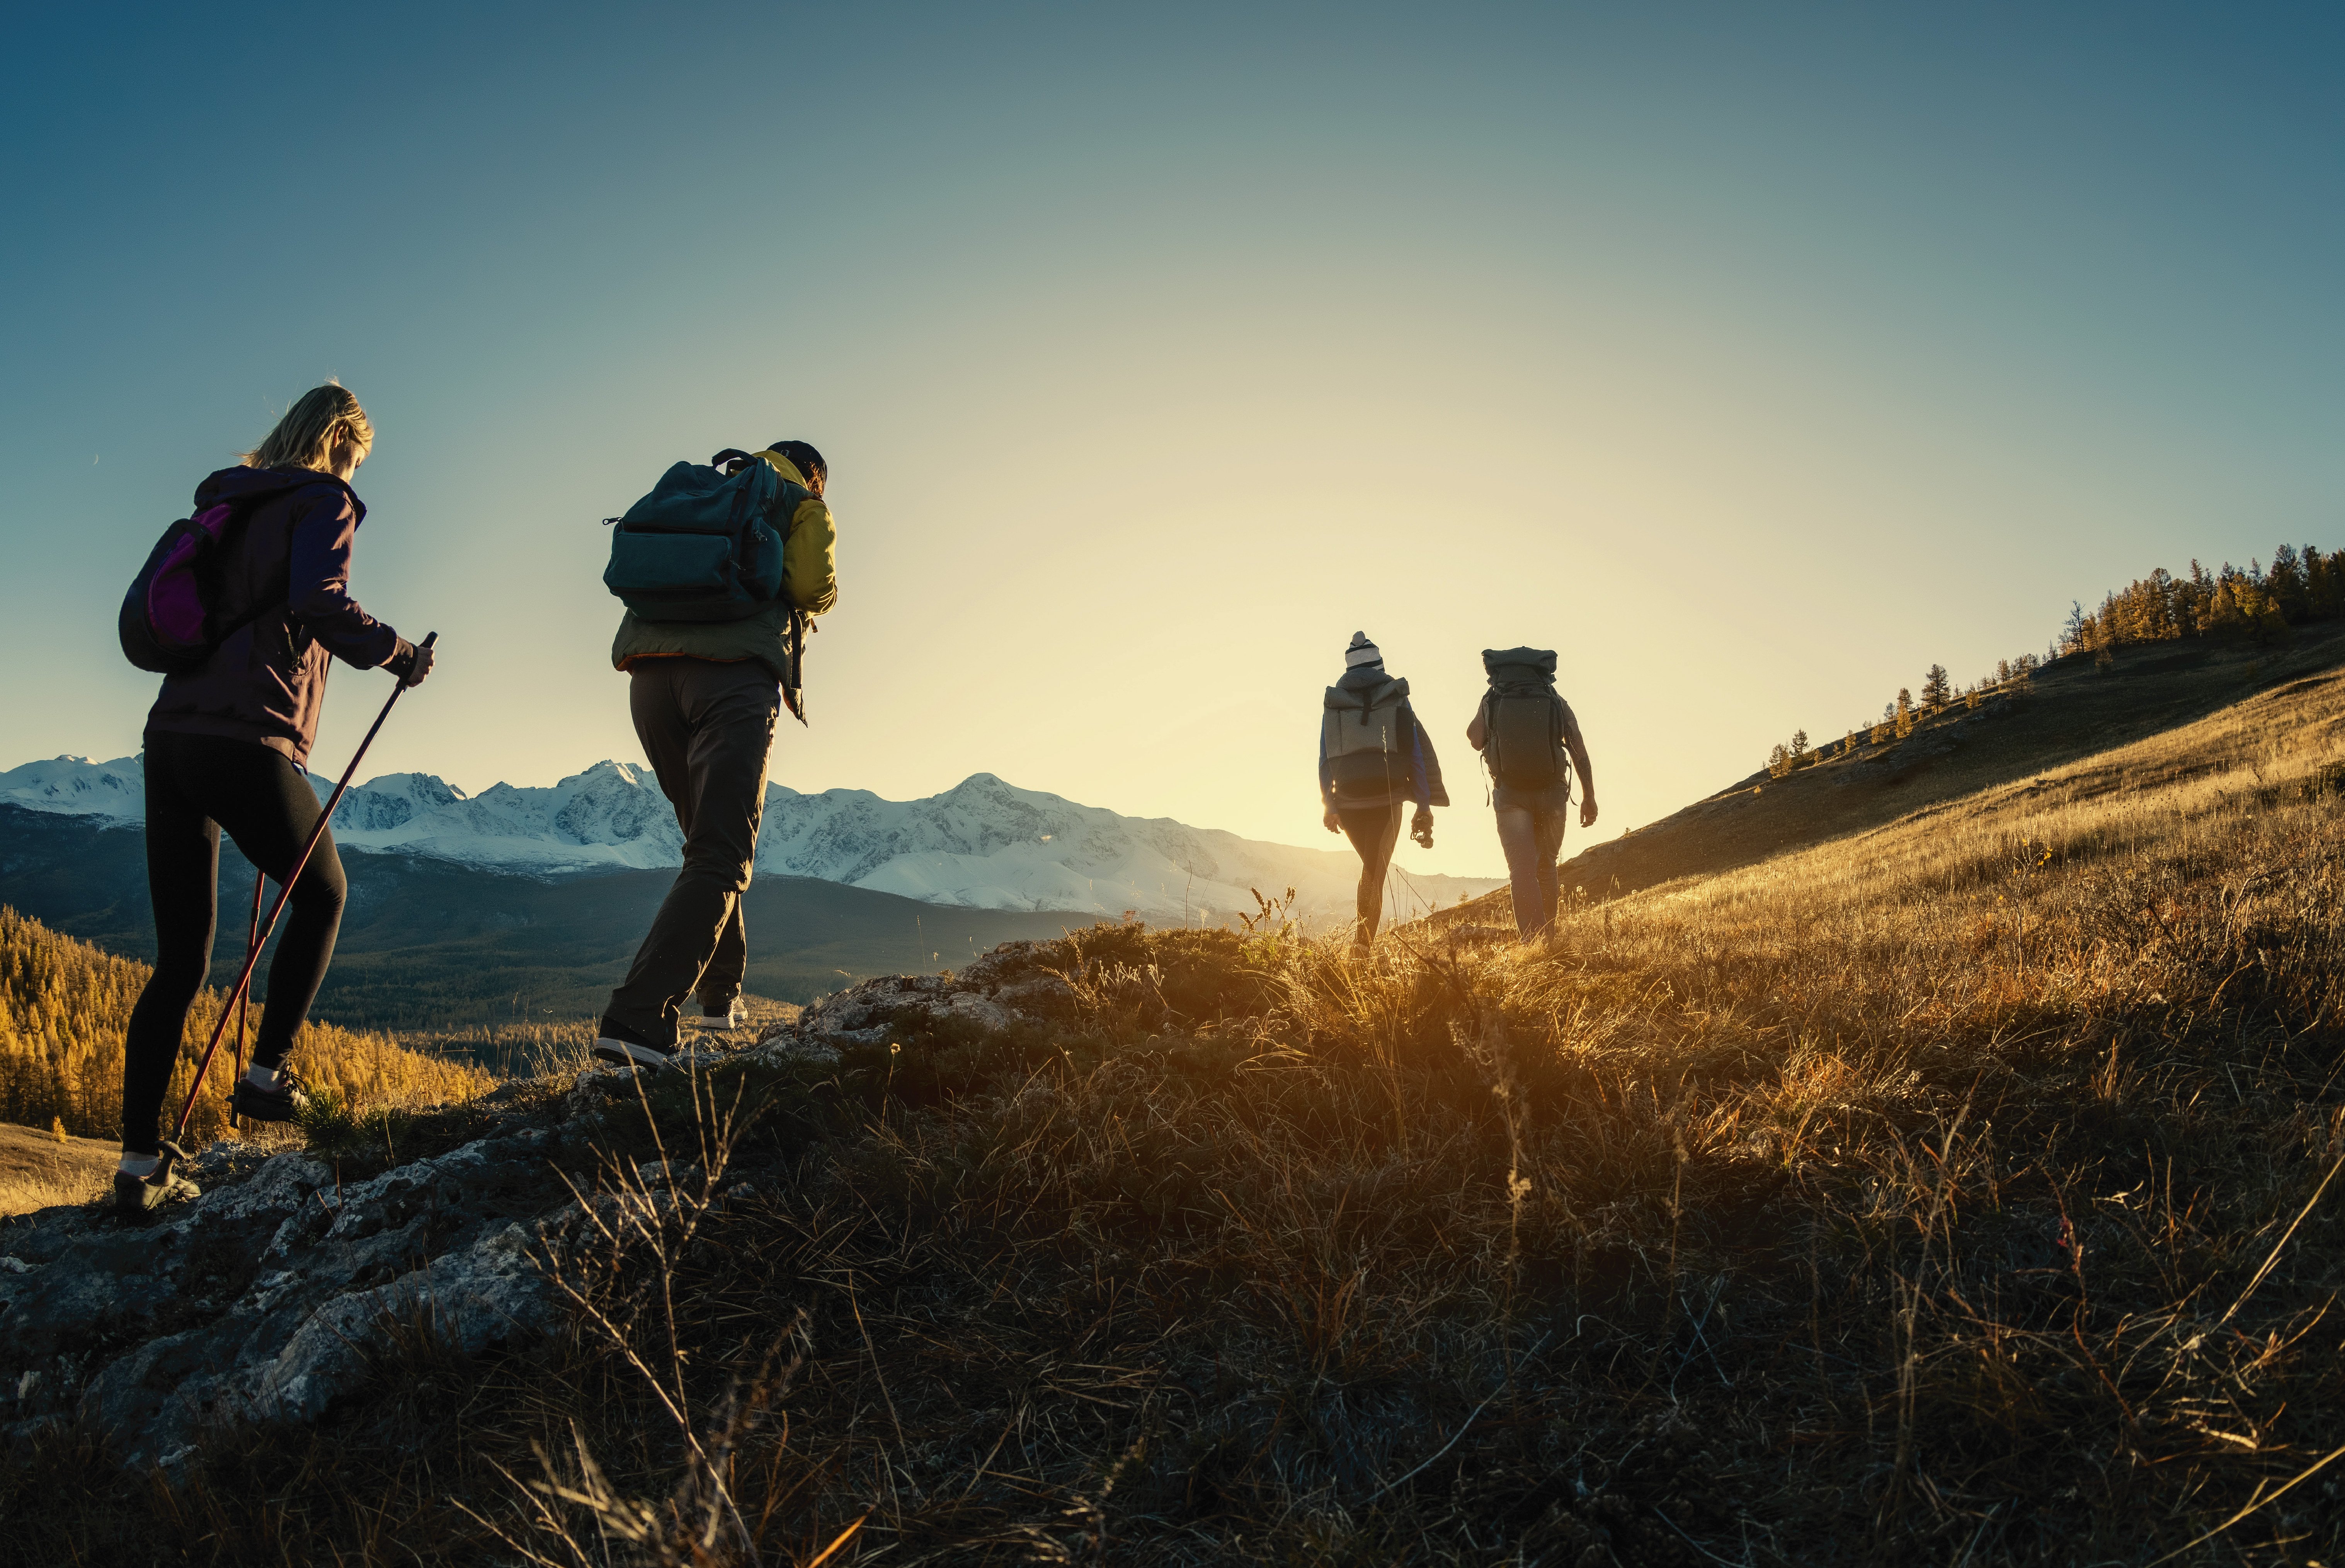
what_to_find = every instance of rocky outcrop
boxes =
[0,1098,605,1467]
[754,942,1077,1067]
[0,942,1087,1470]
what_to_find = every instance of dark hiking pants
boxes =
[1494,784,1571,940]
[1338,804,1404,947]
[122,732,349,1154]
[604,659,780,1044]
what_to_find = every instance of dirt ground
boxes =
[0,1119,117,1218]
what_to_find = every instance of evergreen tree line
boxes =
[1765,541,2340,779]
[1768,654,2040,779]
[0,906,490,1145]
[2058,544,2342,659]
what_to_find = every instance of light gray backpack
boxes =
[1323,676,1410,802]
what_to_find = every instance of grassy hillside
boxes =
[0,906,492,1147]
[0,814,1113,1028]
[0,1119,116,1217]
[1541,616,2345,910]
[17,657,2343,1563]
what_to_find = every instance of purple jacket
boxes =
[143,466,406,766]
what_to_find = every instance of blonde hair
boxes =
[242,383,373,473]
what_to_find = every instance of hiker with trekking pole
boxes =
[592,441,836,1068]
[1465,647,1596,941]
[112,384,435,1218]
[1320,632,1448,953]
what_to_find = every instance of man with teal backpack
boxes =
[594,442,837,1067]
[1466,647,1596,941]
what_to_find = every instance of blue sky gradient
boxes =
[5,3,2339,875]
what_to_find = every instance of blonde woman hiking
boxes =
[1319,632,1448,952]
[1466,647,1595,940]
[117,384,432,1216]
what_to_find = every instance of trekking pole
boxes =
[230,869,262,1132]
[167,632,437,1150]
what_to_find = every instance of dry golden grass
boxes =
[9,667,2343,1564]
[1591,659,2345,1032]
[1559,618,2345,906]
[0,1118,116,1217]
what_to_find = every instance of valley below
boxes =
[0,768,1502,1028]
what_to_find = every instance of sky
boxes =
[4,3,2340,878]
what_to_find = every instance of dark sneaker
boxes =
[232,1064,311,1124]
[593,1016,679,1070]
[114,1142,199,1220]
[688,997,748,1035]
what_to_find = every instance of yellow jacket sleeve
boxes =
[749,449,837,616]
[784,494,837,615]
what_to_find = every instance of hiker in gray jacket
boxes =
[1466,647,1596,940]
[1319,632,1448,952]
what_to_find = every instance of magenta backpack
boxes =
[118,499,268,674]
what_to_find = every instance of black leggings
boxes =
[121,732,348,1153]
[1338,803,1404,946]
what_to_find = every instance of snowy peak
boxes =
[340,761,683,871]
[0,755,682,874]
[0,756,1505,923]
[753,771,1497,923]
[0,756,144,819]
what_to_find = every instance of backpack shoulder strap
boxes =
[196,491,291,647]
[769,477,809,533]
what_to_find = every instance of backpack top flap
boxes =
[1324,674,1409,714]
[621,458,779,534]
[1481,646,1558,684]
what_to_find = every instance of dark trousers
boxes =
[1338,804,1403,947]
[604,659,780,1042]
[122,732,348,1154]
[1494,784,1571,940]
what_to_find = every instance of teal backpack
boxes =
[603,449,804,622]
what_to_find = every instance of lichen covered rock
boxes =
[753,941,1070,1068]
[1,1122,577,1467]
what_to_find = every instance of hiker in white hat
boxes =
[1317,633,1448,952]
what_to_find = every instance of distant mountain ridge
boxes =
[0,757,1501,924]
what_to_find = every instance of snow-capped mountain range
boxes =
[0,756,1502,924]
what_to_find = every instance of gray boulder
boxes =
[754,943,1069,1067]
[1,1119,582,1467]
